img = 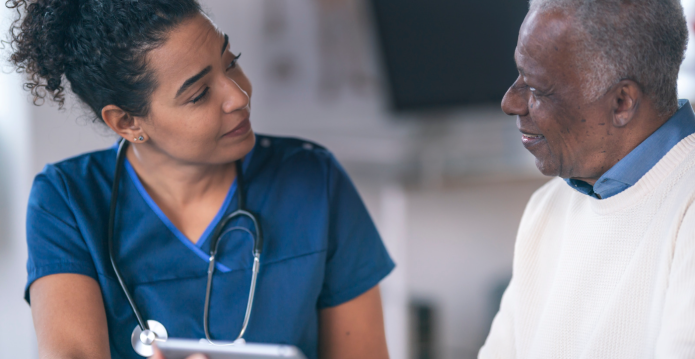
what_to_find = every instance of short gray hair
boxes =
[529,0,688,115]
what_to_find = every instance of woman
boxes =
[8,1,394,358]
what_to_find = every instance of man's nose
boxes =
[501,77,529,117]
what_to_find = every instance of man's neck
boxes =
[570,105,675,186]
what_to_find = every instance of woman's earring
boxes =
[138,136,144,141]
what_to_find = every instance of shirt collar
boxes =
[566,99,695,199]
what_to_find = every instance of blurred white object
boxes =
[378,184,409,359]
[678,0,695,101]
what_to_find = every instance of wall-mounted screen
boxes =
[370,0,528,111]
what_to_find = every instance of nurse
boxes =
[7,0,394,358]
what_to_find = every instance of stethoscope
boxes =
[108,139,263,357]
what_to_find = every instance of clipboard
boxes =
[157,339,307,359]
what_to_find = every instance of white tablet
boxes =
[157,339,307,359]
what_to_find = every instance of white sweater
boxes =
[479,134,695,359]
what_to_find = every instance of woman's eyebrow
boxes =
[175,66,212,99]
[221,34,228,56]
[173,34,229,100]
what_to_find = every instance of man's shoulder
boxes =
[533,176,568,195]
[526,177,576,211]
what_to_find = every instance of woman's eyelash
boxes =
[227,53,242,69]
[192,87,209,104]
[190,53,242,104]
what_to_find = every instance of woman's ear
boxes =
[611,80,642,128]
[101,105,147,142]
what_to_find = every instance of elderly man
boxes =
[479,0,695,358]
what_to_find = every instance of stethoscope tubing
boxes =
[109,139,150,332]
[204,248,260,344]
[109,139,263,355]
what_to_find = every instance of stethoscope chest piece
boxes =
[131,320,168,357]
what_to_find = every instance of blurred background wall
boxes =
[0,3,34,356]
[2,1,695,359]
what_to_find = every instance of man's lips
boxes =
[522,132,544,139]
[520,131,545,146]
[223,118,251,138]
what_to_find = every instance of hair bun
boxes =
[7,0,82,104]
[6,0,201,121]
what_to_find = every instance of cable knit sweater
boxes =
[479,134,695,358]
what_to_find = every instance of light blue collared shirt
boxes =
[566,99,695,199]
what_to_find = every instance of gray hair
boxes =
[529,0,688,115]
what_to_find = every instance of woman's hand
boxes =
[319,286,390,359]
[150,344,207,359]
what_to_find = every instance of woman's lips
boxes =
[223,118,251,138]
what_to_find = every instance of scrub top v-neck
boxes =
[124,150,252,270]
[25,134,395,359]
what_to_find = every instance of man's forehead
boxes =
[521,10,574,55]
[516,9,578,75]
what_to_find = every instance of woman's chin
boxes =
[228,131,256,162]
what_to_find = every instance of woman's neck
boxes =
[126,143,237,207]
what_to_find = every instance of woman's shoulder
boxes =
[254,134,330,160]
[32,145,117,198]
[248,134,353,198]
[250,134,339,175]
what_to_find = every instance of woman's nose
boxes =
[221,78,250,114]
[501,76,529,117]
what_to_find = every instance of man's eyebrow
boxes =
[221,34,228,56]
[513,51,526,75]
[175,66,212,99]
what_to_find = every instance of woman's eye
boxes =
[227,53,242,71]
[191,87,209,104]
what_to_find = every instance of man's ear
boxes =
[101,105,147,142]
[611,80,642,128]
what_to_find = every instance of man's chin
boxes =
[534,158,560,177]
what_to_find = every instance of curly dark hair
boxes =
[6,0,201,121]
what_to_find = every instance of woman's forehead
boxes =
[147,15,223,96]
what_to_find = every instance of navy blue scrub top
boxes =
[25,135,395,359]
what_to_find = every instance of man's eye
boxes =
[529,87,537,92]
[227,53,242,70]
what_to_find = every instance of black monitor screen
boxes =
[370,0,528,111]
